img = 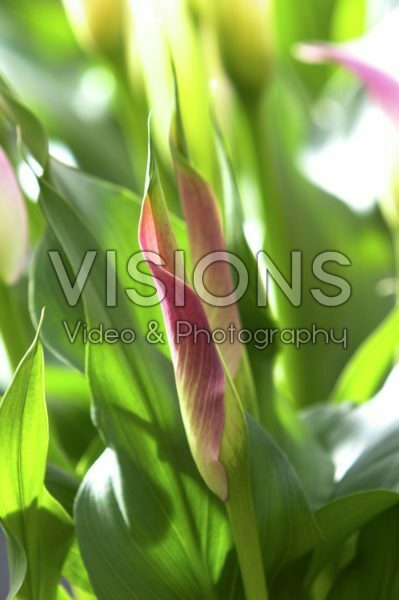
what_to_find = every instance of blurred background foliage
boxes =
[1,0,399,597]
[0,0,396,408]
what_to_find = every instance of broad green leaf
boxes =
[75,341,232,599]
[35,158,189,364]
[0,74,48,169]
[328,505,399,599]
[263,392,336,509]
[0,313,73,599]
[76,446,229,600]
[36,175,176,431]
[34,146,234,599]
[62,542,95,598]
[31,227,86,371]
[304,366,399,496]
[248,416,321,580]
[309,490,399,582]
[331,307,399,403]
[337,424,399,496]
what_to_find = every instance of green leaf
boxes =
[44,365,95,468]
[76,446,230,600]
[45,464,80,516]
[30,227,86,371]
[331,307,399,403]
[36,158,189,364]
[35,152,233,599]
[0,74,48,169]
[62,542,95,597]
[309,490,399,583]
[248,416,321,580]
[304,366,399,497]
[75,339,232,599]
[328,505,399,599]
[0,312,73,599]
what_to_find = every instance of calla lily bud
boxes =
[214,0,274,98]
[139,147,247,502]
[0,148,28,285]
[62,0,126,58]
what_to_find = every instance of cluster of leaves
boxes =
[1,0,399,599]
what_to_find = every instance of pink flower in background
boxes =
[295,9,399,127]
[0,148,28,284]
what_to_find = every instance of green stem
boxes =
[0,281,27,372]
[226,462,268,600]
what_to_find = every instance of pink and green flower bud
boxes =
[214,0,274,98]
[0,148,28,285]
[138,152,247,502]
[62,0,126,58]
